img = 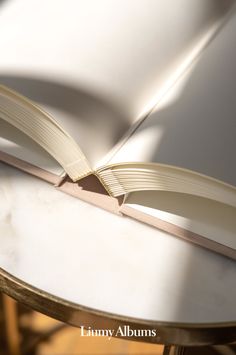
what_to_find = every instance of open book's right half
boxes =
[98,8,236,207]
[96,4,236,257]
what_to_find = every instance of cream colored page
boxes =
[125,191,236,250]
[0,0,233,168]
[0,120,63,176]
[109,7,236,187]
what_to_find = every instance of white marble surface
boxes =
[0,162,236,324]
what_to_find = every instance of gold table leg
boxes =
[2,294,21,355]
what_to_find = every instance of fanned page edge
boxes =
[96,163,236,209]
[0,85,92,181]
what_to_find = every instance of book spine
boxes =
[57,174,124,215]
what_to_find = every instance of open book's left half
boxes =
[0,85,92,181]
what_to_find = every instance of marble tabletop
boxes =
[0,162,236,326]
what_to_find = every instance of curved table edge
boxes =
[0,268,235,346]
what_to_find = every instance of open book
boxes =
[0,0,236,259]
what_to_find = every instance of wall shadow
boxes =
[126,5,236,187]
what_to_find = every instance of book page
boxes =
[0,119,63,176]
[109,6,236,187]
[0,0,233,168]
